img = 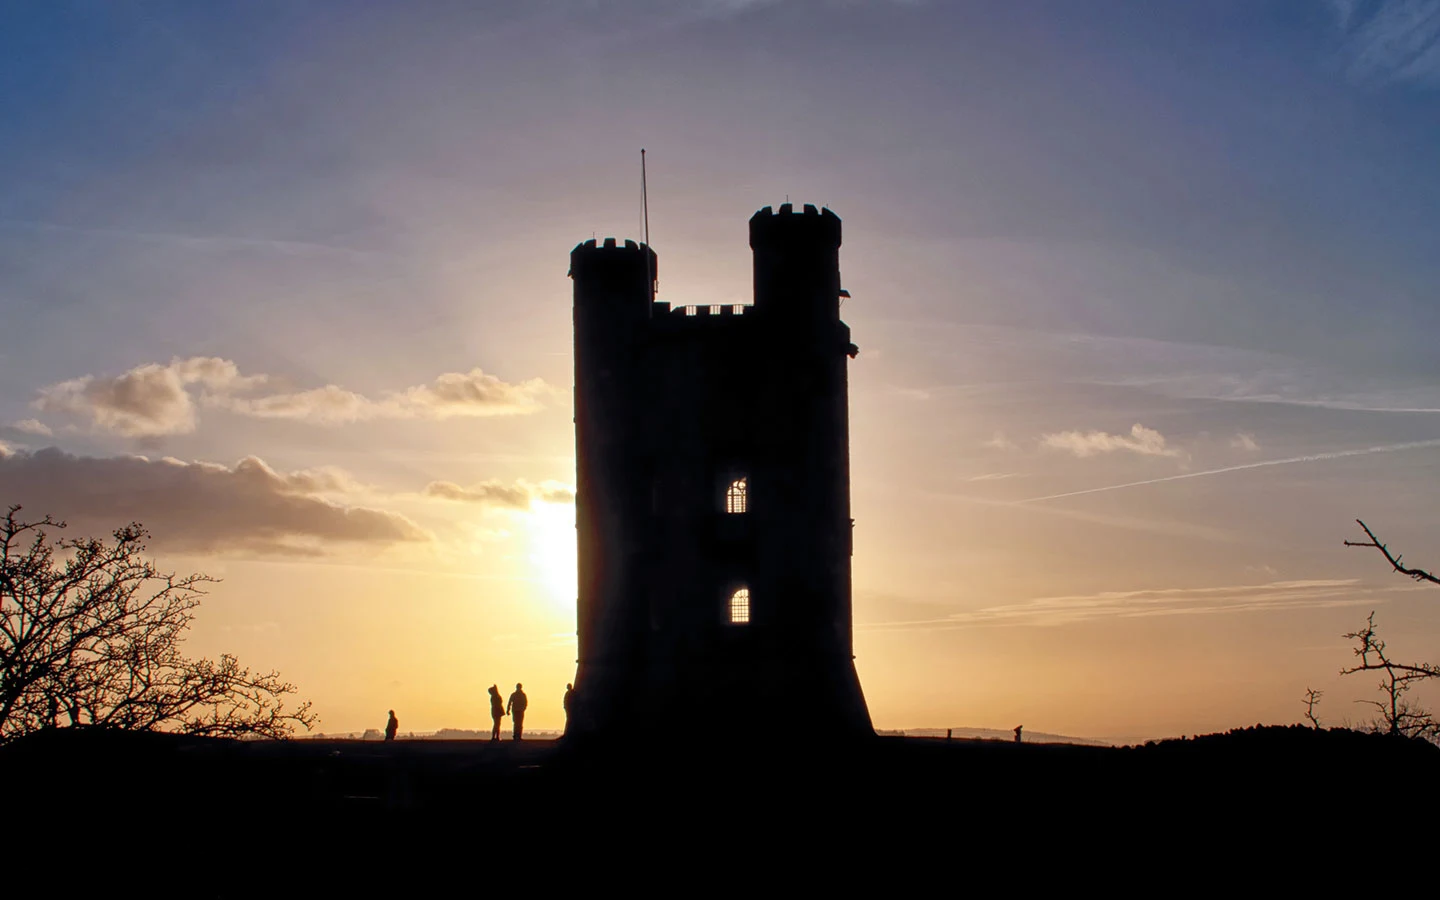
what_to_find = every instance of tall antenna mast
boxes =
[642,148,654,313]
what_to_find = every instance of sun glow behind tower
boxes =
[527,501,579,612]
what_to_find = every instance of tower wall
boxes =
[569,209,871,741]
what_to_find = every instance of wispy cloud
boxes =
[0,219,386,261]
[424,479,574,509]
[1230,432,1259,452]
[943,490,1241,544]
[216,369,551,424]
[1020,438,1440,504]
[33,357,552,436]
[9,419,52,437]
[932,323,1440,415]
[859,579,1387,630]
[1328,0,1440,87]
[1041,423,1182,458]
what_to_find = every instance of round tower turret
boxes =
[748,204,842,323]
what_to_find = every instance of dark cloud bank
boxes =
[0,447,428,556]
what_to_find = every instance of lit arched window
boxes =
[725,477,748,514]
[728,588,750,625]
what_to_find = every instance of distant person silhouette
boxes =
[562,683,574,735]
[1014,725,1023,744]
[385,710,399,742]
[488,685,505,741]
[506,683,528,741]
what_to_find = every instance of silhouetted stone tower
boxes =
[569,204,872,740]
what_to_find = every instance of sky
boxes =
[3,0,1440,741]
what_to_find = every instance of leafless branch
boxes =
[1344,519,1440,586]
[1303,687,1323,730]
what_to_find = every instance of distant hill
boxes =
[317,725,1110,744]
[889,726,1112,746]
[305,728,563,740]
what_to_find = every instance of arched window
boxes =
[725,477,747,514]
[728,588,750,625]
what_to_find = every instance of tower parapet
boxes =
[747,202,842,249]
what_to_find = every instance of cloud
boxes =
[34,357,551,435]
[889,386,932,401]
[1020,438,1440,504]
[424,479,575,508]
[984,432,1018,451]
[858,579,1390,631]
[1230,432,1259,452]
[32,357,252,438]
[1329,0,1440,87]
[10,419,52,436]
[942,489,1241,544]
[0,447,428,556]
[377,369,550,420]
[214,384,375,424]
[1041,424,1181,458]
[0,219,385,261]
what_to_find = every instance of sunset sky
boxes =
[4,0,1440,741]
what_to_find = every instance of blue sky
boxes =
[2,1,1439,737]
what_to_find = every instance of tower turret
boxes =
[749,202,843,326]
[569,238,656,736]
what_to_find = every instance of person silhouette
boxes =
[385,710,399,742]
[488,685,505,741]
[1014,725,1023,744]
[506,683,528,741]
[562,683,575,735]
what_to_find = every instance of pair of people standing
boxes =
[488,683,527,741]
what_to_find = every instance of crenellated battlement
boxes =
[644,302,753,333]
[753,202,837,219]
[748,202,842,249]
[573,237,645,252]
[674,303,750,318]
[569,237,657,285]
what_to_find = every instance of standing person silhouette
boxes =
[562,683,574,736]
[506,683,528,741]
[385,710,399,742]
[488,685,505,741]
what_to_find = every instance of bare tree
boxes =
[1303,687,1323,729]
[0,505,315,742]
[1339,521,1440,742]
[1340,611,1439,741]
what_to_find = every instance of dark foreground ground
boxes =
[9,724,1438,884]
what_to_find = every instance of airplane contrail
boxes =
[1020,438,1440,504]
